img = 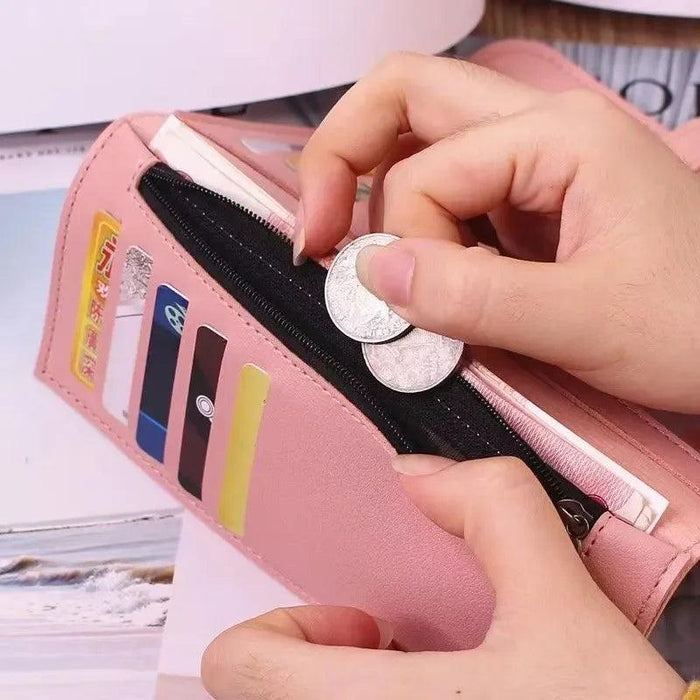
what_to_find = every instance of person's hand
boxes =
[294,53,700,413]
[201,455,685,699]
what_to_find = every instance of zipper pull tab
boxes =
[556,499,593,553]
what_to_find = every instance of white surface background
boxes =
[0,127,102,195]
[0,0,484,134]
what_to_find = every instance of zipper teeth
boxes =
[144,167,601,533]
[456,376,571,502]
[147,168,292,246]
[143,175,412,453]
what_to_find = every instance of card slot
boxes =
[176,324,227,501]
[122,254,159,432]
[198,349,245,518]
[101,243,154,425]
[198,356,271,538]
[136,283,191,468]
[72,211,126,397]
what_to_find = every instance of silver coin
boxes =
[324,233,411,343]
[362,327,464,393]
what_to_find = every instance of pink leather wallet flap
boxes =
[35,41,700,650]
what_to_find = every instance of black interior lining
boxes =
[138,163,605,522]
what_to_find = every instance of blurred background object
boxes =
[481,0,700,44]
[0,0,484,134]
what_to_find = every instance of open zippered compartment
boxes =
[139,162,607,543]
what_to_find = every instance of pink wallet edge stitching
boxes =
[532,368,700,501]
[619,399,700,467]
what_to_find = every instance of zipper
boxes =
[457,376,594,543]
[457,376,577,505]
[139,163,605,543]
[143,169,410,452]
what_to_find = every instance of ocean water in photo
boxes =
[0,510,182,699]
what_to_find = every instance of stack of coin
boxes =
[324,233,464,393]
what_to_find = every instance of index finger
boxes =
[298,52,541,254]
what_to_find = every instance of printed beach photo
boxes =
[0,509,182,699]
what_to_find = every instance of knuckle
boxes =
[382,159,413,197]
[200,629,278,700]
[448,55,481,79]
[445,54,499,91]
[472,457,542,500]
[538,89,630,158]
[374,50,420,78]
[556,88,619,122]
[484,455,528,482]
[297,130,323,174]
[263,607,293,628]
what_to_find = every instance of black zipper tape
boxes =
[138,163,606,536]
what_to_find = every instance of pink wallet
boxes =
[37,40,700,651]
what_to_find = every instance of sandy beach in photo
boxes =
[0,510,182,699]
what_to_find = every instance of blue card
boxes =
[136,284,189,462]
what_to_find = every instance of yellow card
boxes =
[218,363,271,536]
[70,211,120,388]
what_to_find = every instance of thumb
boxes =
[394,455,591,617]
[356,237,604,369]
[201,606,397,699]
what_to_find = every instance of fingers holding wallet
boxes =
[202,456,685,700]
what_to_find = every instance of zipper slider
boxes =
[556,499,593,552]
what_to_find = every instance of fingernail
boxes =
[374,617,394,650]
[391,454,455,476]
[356,244,414,307]
[293,202,306,267]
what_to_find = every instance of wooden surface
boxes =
[479,0,700,47]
